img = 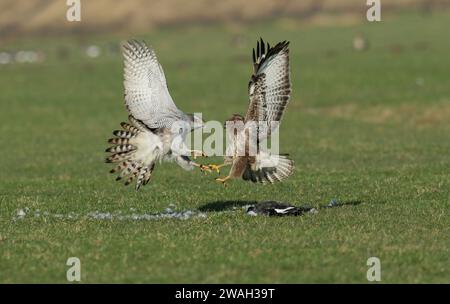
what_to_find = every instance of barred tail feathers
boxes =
[105,116,159,190]
[242,153,294,184]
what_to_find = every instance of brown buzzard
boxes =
[210,38,294,185]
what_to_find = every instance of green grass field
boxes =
[0,13,449,283]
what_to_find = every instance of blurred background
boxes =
[1,0,450,283]
[1,0,449,39]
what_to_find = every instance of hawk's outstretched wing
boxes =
[122,40,185,129]
[244,39,291,139]
[242,152,294,184]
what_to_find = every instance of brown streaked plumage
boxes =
[211,38,294,185]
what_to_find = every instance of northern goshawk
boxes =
[105,40,208,190]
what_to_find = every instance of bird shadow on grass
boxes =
[198,200,258,212]
[198,200,364,213]
[320,200,363,209]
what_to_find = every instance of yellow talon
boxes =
[207,164,223,174]
[193,163,211,174]
[215,175,231,187]
[199,164,211,174]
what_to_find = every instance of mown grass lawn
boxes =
[0,12,449,283]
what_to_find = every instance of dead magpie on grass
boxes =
[246,199,340,216]
[246,201,315,216]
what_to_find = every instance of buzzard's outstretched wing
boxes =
[122,40,184,129]
[245,39,291,139]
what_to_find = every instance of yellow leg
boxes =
[192,162,211,174]
[207,163,230,174]
[215,175,231,187]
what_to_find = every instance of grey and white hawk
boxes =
[105,40,208,190]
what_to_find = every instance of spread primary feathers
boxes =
[105,40,204,190]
